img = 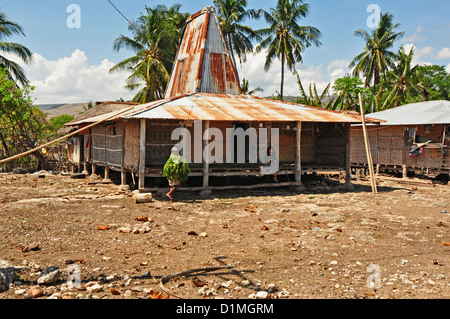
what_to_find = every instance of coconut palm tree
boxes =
[240,77,263,95]
[213,0,260,74]
[381,46,424,109]
[349,12,405,89]
[109,4,188,103]
[255,0,321,101]
[0,9,33,86]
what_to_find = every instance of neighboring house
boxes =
[63,6,379,193]
[351,100,450,177]
[61,101,138,171]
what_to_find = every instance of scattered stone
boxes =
[26,286,43,298]
[86,283,103,293]
[256,291,269,299]
[37,266,60,285]
[14,288,27,295]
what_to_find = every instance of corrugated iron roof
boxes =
[164,6,241,98]
[367,100,450,125]
[121,93,380,123]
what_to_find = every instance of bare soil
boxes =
[0,171,448,299]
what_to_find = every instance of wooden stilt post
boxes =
[201,120,212,196]
[139,119,146,190]
[120,126,129,190]
[358,93,377,194]
[294,122,305,192]
[295,122,302,184]
[345,123,353,188]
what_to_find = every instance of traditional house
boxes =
[351,100,450,177]
[64,6,379,193]
[61,101,138,173]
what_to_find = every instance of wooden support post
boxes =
[345,123,353,187]
[91,163,97,176]
[82,162,88,175]
[139,119,146,190]
[201,120,212,196]
[295,122,302,184]
[120,126,128,188]
[294,122,305,192]
[402,164,408,179]
[104,165,111,181]
[358,93,377,194]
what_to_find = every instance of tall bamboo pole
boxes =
[358,93,377,194]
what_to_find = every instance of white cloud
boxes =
[402,25,425,43]
[446,64,450,73]
[436,47,450,60]
[402,43,433,66]
[236,49,349,97]
[5,50,135,104]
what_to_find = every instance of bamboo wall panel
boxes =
[124,120,140,170]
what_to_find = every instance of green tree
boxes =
[0,8,33,86]
[381,46,424,109]
[255,0,321,101]
[110,4,189,103]
[332,75,372,111]
[213,0,260,74]
[349,12,405,89]
[296,73,336,109]
[415,65,450,101]
[0,68,51,171]
[240,77,263,95]
[49,114,75,132]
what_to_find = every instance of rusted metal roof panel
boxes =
[164,6,241,98]
[123,93,380,123]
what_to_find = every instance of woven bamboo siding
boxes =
[315,123,347,167]
[90,122,123,167]
[105,122,123,167]
[405,124,449,170]
[91,125,106,164]
[123,120,140,171]
[351,124,449,171]
[301,123,314,164]
[145,120,180,166]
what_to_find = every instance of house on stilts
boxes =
[63,6,380,194]
[351,100,450,178]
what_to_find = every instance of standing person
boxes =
[163,146,190,201]
[266,147,279,183]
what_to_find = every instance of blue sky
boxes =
[2,0,450,104]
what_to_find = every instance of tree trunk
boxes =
[227,35,240,84]
[280,53,285,101]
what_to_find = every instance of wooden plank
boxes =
[146,181,303,192]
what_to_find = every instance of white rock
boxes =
[330,261,338,266]
[256,291,269,299]
[86,283,103,293]
[14,288,27,295]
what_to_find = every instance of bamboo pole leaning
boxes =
[0,105,137,165]
[358,93,377,194]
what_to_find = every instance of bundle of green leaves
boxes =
[163,154,191,182]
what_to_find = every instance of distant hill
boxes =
[37,103,89,119]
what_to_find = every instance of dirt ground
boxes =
[0,171,448,300]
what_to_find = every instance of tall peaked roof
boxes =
[164,6,242,98]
